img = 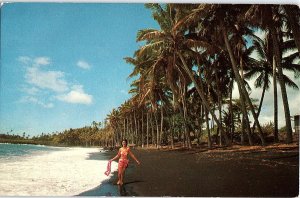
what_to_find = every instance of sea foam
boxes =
[0,147,118,196]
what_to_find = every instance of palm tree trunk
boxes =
[252,78,268,132]
[222,26,265,145]
[170,92,176,149]
[273,56,279,142]
[218,103,222,146]
[154,110,159,148]
[130,114,134,144]
[178,53,230,146]
[205,108,212,148]
[177,106,184,147]
[241,114,245,145]
[160,104,164,148]
[151,112,155,145]
[126,117,129,140]
[198,104,203,145]
[146,112,149,147]
[239,65,253,145]
[183,102,191,149]
[137,114,140,146]
[171,116,175,149]
[240,57,254,145]
[270,25,293,143]
[229,79,234,142]
[141,111,144,147]
[134,111,138,145]
[123,118,126,141]
[182,86,192,149]
[215,75,223,146]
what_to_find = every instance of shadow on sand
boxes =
[118,180,143,196]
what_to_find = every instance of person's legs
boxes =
[117,168,121,184]
[117,164,123,185]
[118,159,128,185]
[120,168,126,185]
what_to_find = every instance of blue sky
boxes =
[0,3,158,136]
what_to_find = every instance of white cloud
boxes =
[18,56,51,66]
[19,56,94,107]
[25,66,68,93]
[77,60,91,70]
[20,96,54,109]
[34,57,50,66]
[56,85,93,105]
[18,56,31,65]
[21,86,40,95]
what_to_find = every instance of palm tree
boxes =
[244,4,295,143]
[244,33,275,138]
[245,31,299,141]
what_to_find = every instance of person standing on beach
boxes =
[110,139,140,185]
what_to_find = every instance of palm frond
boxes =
[252,40,266,61]
[128,66,142,79]
[282,51,300,64]
[124,57,137,65]
[136,29,165,42]
[282,74,299,90]
[281,39,297,54]
[184,39,213,50]
[173,4,209,31]
[283,63,300,72]
[137,41,164,57]
[244,69,260,80]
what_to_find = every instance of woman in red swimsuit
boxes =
[110,139,140,185]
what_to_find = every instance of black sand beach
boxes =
[80,144,299,197]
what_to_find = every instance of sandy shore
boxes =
[84,145,299,197]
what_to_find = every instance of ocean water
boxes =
[0,143,61,160]
[0,143,118,196]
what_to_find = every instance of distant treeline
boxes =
[0,133,54,146]
[0,122,112,147]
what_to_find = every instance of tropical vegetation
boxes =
[102,4,299,148]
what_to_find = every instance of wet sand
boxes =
[82,145,299,197]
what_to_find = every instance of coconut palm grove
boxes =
[1,4,299,148]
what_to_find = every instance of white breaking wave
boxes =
[0,147,118,196]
